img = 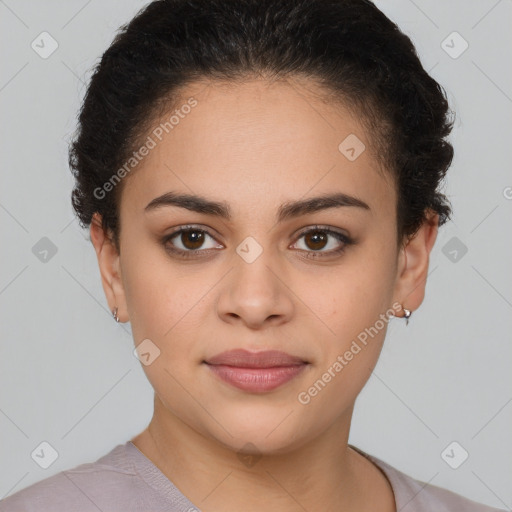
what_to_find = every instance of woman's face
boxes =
[94,77,433,454]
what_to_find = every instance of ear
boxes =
[89,213,128,323]
[392,211,439,317]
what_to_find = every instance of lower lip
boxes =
[205,363,308,393]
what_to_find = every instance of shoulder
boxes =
[0,443,142,512]
[351,445,507,512]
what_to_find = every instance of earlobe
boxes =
[90,213,128,323]
[393,211,439,316]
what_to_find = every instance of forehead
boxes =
[119,77,396,222]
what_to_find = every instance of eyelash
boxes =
[161,224,354,260]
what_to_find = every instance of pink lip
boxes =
[204,349,308,393]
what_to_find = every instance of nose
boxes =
[216,248,294,330]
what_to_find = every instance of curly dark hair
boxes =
[69,0,454,252]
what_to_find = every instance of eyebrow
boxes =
[144,191,370,222]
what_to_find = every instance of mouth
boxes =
[203,349,309,393]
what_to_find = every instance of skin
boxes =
[90,76,438,512]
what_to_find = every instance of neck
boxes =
[131,394,394,512]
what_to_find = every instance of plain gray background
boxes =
[1,0,511,508]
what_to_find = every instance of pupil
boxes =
[306,231,327,250]
[183,230,204,249]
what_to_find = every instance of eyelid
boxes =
[165,224,223,242]
[289,225,353,256]
[291,224,350,242]
[164,224,350,245]
[164,224,224,249]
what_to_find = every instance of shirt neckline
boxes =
[348,443,399,509]
[126,441,199,506]
[125,440,400,510]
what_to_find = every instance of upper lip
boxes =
[205,349,307,368]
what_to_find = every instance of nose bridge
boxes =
[232,235,282,301]
[217,235,293,326]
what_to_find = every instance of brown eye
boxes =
[163,226,223,259]
[178,229,205,250]
[303,230,329,251]
[291,226,353,260]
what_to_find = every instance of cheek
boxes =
[294,271,395,424]
[302,239,397,380]
[313,247,396,331]
[122,252,210,402]
[120,238,192,343]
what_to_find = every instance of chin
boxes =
[200,406,315,456]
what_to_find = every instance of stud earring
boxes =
[402,307,412,326]
[112,307,120,323]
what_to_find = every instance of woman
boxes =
[0,0,506,510]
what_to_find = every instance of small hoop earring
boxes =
[403,307,412,326]
[112,307,120,323]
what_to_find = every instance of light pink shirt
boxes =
[0,441,506,511]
